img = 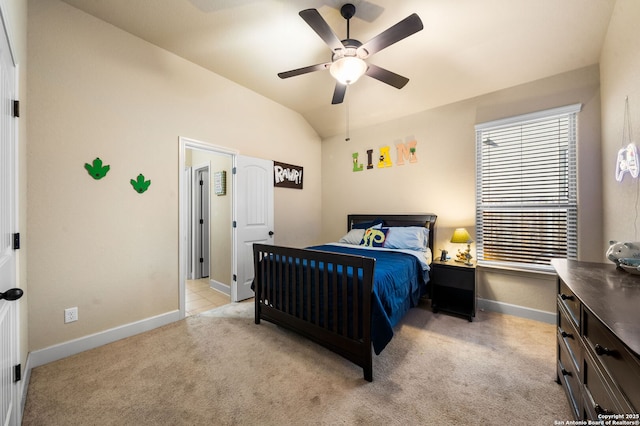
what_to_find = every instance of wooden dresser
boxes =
[551,259,640,420]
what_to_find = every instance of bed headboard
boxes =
[347,214,437,253]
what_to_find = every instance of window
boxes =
[475,104,580,271]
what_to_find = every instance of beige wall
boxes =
[322,65,602,316]
[601,0,640,244]
[26,0,321,351]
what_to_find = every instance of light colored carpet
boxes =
[23,301,572,425]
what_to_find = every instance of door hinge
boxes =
[199,219,204,224]
[13,100,19,118]
[199,179,203,186]
[232,167,237,174]
[232,221,237,228]
[199,257,204,263]
[233,274,237,282]
[12,233,20,250]
[14,364,21,382]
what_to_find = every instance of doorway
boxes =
[180,140,234,317]
[179,137,275,318]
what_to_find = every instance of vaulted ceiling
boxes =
[61,0,616,138]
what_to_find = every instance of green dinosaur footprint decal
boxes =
[84,157,110,180]
[130,174,151,194]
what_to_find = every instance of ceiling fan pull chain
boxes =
[345,94,350,141]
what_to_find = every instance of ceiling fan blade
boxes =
[357,13,423,58]
[365,64,409,89]
[299,9,344,52]
[278,63,330,79]
[331,83,347,104]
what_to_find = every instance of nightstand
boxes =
[430,259,476,321]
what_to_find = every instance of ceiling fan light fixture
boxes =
[329,56,367,85]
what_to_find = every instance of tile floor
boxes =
[185,278,231,316]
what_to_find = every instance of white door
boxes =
[0,8,21,425]
[233,155,274,302]
[193,165,210,279]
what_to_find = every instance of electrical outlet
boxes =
[64,307,78,323]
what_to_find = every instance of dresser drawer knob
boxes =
[560,330,573,339]
[594,344,618,357]
[594,404,614,415]
[560,293,575,301]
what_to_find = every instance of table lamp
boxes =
[451,228,473,266]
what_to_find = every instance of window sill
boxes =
[476,260,558,276]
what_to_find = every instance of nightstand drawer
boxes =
[432,265,474,290]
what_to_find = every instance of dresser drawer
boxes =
[558,279,580,328]
[558,339,581,418]
[583,309,640,412]
[558,302,581,374]
[583,350,627,418]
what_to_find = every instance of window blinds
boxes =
[475,104,580,271]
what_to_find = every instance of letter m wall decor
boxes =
[273,161,303,189]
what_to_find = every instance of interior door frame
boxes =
[178,137,237,318]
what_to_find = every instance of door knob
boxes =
[0,288,23,301]
[269,231,274,236]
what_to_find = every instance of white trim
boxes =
[477,260,557,276]
[180,137,238,156]
[477,298,556,324]
[20,353,31,418]
[209,278,230,296]
[475,103,582,131]
[27,310,180,368]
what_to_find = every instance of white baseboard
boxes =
[477,298,556,324]
[27,310,180,369]
[20,355,32,420]
[210,279,230,295]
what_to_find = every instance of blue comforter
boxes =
[306,244,429,355]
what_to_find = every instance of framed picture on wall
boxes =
[273,161,303,189]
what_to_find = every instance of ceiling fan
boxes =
[277,3,423,105]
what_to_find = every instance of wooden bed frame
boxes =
[252,214,437,381]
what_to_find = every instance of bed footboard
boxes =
[253,243,376,381]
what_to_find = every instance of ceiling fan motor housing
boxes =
[332,39,362,61]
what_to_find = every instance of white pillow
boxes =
[384,227,429,251]
[338,228,366,245]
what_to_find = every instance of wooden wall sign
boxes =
[274,161,303,189]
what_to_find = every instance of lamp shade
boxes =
[329,56,367,85]
[450,228,473,244]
